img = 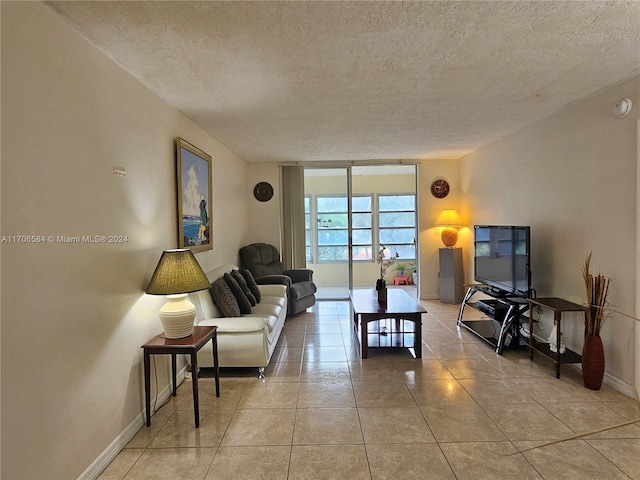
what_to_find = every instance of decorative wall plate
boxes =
[253,182,274,202]
[430,179,450,198]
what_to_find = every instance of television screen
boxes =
[474,225,531,296]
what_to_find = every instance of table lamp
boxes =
[145,249,211,338]
[435,209,463,247]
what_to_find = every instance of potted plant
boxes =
[376,245,398,302]
[395,263,407,277]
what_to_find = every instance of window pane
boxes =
[380,228,416,244]
[318,229,348,245]
[317,196,347,212]
[379,212,415,227]
[317,213,347,228]
[352,196,372,211]
[352,229,372,244]
[379,195,415,211]
[318,246,348,261]
[353,246,373,260]
[352,213,372,228]
[386,244,416,259]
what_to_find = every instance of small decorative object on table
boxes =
[376,245,398,303]
[582,253,610,390]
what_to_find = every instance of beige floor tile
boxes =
[97,449,144,480]
[125,405,175,448]
[299,361,352,383]
[149,409,234,448]
[276,333,305,347]
[347,361,407,384]
[305,323,343,334]
[517,439,631,479]
[270,346,303,363]
[366,443,455,479]
[352,381,416,407]
[123,447,216,480]
[406,378,474,406]
[396,358,457,383]
[458,377,537,405]
[586,438,640,480]
[358,407,435,444]
[604,400,640,421]
[442,357,507,379]
[297,381,356,408]
[303,345,348,362]
[262,362,301,383]
[542,401,640,439]
[440,442,542,480]
[221,409,296,446]
[205,446,291,480]
[237,382,299,409]
[173,380,246,411]
[288,445,371,480]
[511,376,599,403]
[419,401,507,442]
[483,403,574,441]
[293,408,363,445]
[304,333,345,346]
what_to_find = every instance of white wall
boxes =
[0,3,249,478]
[459,76,639,391]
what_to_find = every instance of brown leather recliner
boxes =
[239,243,316,316]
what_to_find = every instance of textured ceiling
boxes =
[45,1,640,163]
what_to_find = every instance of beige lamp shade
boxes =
[435,209,463,248]
[146,249,210,338]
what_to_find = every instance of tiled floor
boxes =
[99,299,640,479]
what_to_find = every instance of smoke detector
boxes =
[613,98,632,118]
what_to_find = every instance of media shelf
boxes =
[457,283,530,355]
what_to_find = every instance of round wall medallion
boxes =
[430,179,450,198]
[253,182,274,202]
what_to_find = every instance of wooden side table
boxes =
[528,297,586,379]
[142,326,219,428]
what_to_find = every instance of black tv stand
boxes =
[457,283,530,355]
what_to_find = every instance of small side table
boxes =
[394,276,409,286]
[142,326,219,428]
[528,297,586,379]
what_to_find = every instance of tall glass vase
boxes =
[582,334,605,390]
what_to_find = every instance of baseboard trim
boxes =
[77,367,186,480]
[569,364,635,398]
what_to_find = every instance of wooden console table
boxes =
[528,297,586,379]
[142,326,219,428]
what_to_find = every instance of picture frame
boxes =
[176,137,212,252]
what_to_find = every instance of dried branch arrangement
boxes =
[583,252,611,336]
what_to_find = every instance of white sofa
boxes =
[187,264,288,377]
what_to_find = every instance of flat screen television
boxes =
[474,225,531,297]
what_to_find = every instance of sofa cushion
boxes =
[224,273,252,314]
[231,269,257,306]
[239,269,261,303]
[209,277,241,317]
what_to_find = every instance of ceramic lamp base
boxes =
[440,227,458,247]
[159,293,196,339]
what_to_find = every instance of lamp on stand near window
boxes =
[435,209,463,247]
[145,249,211,339]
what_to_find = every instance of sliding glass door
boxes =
[304,165,418,300]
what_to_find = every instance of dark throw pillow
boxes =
[224,272,252,314]
[209,277,241,317]
[231,269,257,306]
[239,268,261,303]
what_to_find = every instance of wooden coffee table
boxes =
[349,289,426,359]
